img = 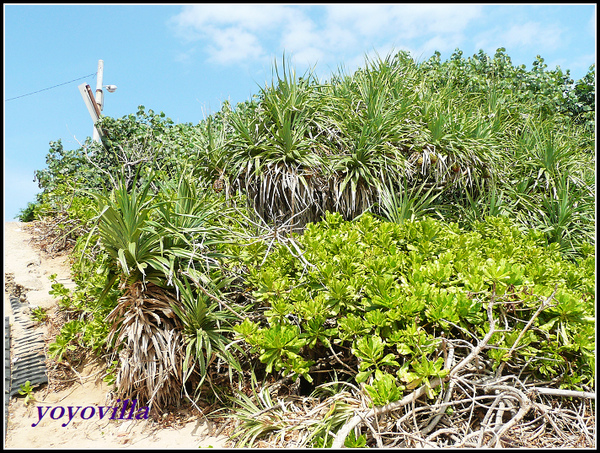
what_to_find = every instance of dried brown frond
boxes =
[106,281,187,414]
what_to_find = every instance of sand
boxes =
[4,222,229,449]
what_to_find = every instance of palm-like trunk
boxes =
[106,280,185,412]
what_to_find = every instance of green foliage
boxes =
[48,274,75,310]
[28,47,594,436]
[48,320,81,361]
[364,370,404,406]
[91,172,227,291]
[354,335,400,384]
[29,306,48,324]
[234,320,313,381]
[171,275,243,391]
[29,107,205,221]
[34,140,97,197]
[102,360,119,387]
[18,381,36,405]
[28,47,594,256]
[97,106,176,146]
[16,202,38,222]
[227,377,286,447]
[344,431,367,448]
[235,213,595,401]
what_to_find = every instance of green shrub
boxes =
[16,202,38,222]
[234,212,595,401]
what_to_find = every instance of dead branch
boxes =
[530,386,596,400]
[495,285,558,378]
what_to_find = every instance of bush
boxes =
[234,212,595,395]
[16,202,38,222]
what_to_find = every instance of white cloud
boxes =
[280,16,320,55]
[418,35,461,59]
[173,48,196,64]
[171,4,292,33]
[207,27,265,64]
[322,23,359,51]
[325,4,395,37]
[416,4,483,35]
[502,22,563,50]
[316,5,481,70]
[567,52,596,79]
[169,4,297,64]
[164,4,594,101]
[324,4,482,39]
[168,4,483,69]
[473,20,566,64]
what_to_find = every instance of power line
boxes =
[5,72,97,102]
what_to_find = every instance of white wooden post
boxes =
[93,60,104,142]
[79,60,115,142]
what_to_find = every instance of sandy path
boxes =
[4,222,229,449]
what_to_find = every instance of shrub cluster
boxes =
[22,48,594,445]
[235,212,595,395]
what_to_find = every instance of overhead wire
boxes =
[5,72,97,102]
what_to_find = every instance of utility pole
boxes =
[78,59,117,142]
[93,59,104,142]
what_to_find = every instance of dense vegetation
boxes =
[22,48,595,447]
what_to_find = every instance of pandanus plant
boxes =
[227,58,327,230]
[94,173,234,411]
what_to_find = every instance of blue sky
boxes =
[3,3,596,221]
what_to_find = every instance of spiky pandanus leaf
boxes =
[239,161,326,230]
[170,274,243,396]
[96,174,231,412]
[226,58,332,230]
[97,178,188,412]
